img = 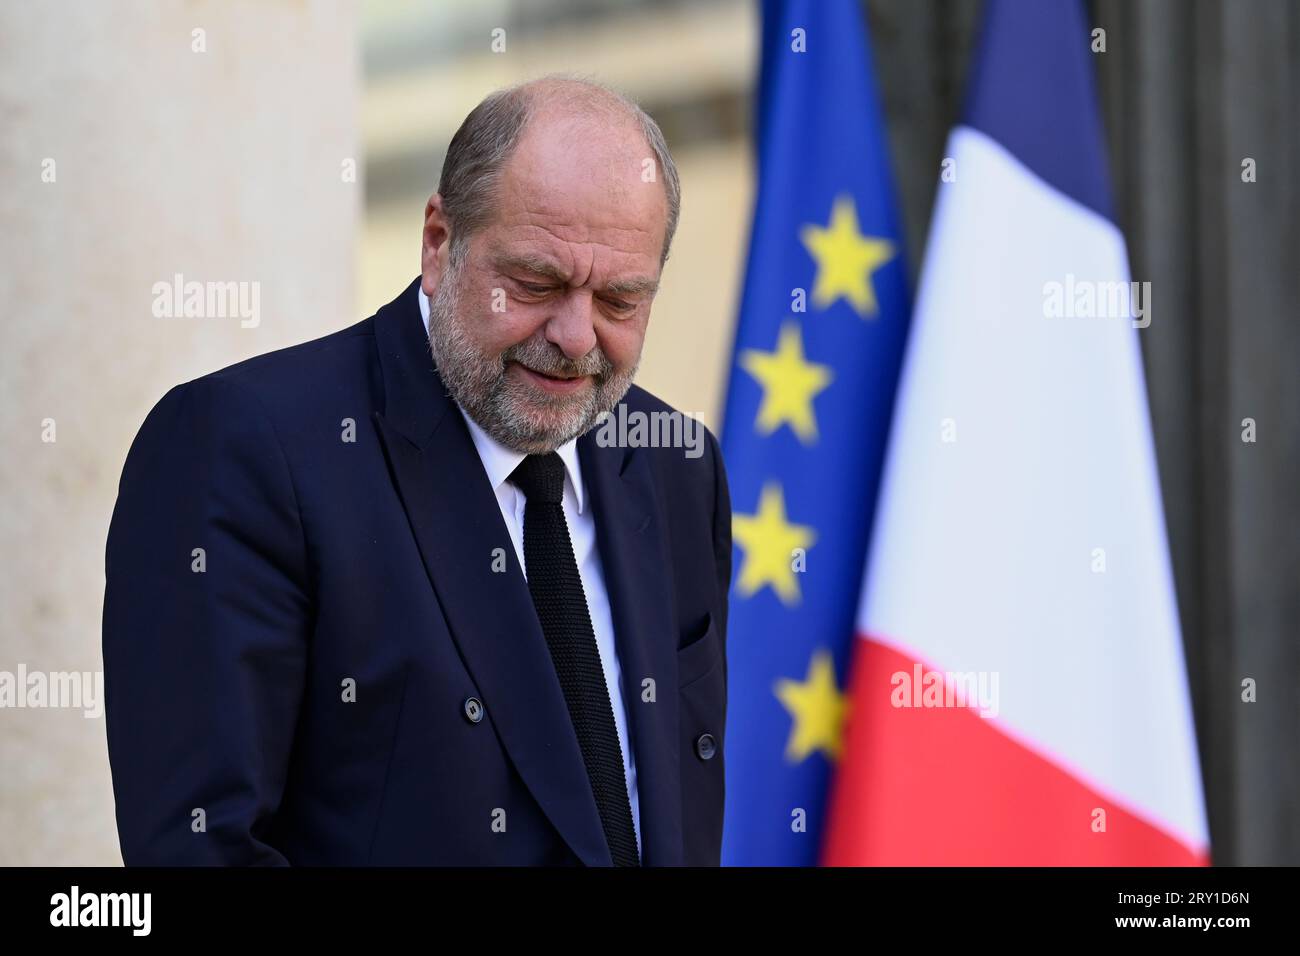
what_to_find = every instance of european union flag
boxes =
[720,0,911,866]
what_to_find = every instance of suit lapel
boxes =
[579,432,684,866]
[371,279,612,866]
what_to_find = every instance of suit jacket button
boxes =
[463,696,484,724]
[694,733,716,760]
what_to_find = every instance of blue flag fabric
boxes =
[719,0,911,866]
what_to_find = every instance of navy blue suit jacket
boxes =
[103,278,731,866]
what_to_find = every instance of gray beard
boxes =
[426,262,639,455]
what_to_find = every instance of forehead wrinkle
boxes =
[489,221,656,292]
[506,159,662,241]
[514,198,658,242]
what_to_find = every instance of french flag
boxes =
[823,0,1210,865]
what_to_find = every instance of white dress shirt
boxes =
[419,289,640,857]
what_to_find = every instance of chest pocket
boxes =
[677,611,722,689]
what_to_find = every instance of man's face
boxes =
[423,110,668,454]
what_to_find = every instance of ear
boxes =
[420,193,453,297]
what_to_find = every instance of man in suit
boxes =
[103,76,732,866]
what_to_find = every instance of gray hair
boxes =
[437,75,681,268]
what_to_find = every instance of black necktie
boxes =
[508,452,640,867]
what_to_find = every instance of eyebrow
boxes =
[495,252,568,284]
[494,252,659,299]
[603,275,660,298]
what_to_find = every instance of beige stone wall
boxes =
[0,2,358,865]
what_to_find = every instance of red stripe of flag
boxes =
[822,638,1209,866]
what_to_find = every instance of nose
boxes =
[544,291,598,361]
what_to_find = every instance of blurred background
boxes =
[0,0,1294,865]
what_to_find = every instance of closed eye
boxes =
[600,297,636,316]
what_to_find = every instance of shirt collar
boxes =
[418,285,432,335]
[422,287,585,513]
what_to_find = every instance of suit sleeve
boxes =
[103,376,311,865]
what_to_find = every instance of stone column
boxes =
[0,1,358,865]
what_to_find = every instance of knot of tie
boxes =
[508,452,566,504]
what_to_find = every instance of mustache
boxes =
[502,335,612,380]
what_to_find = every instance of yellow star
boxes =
[774,648,848,763]
[732,482,816,606]
[800,194,895,317]
[739,321,834,444]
